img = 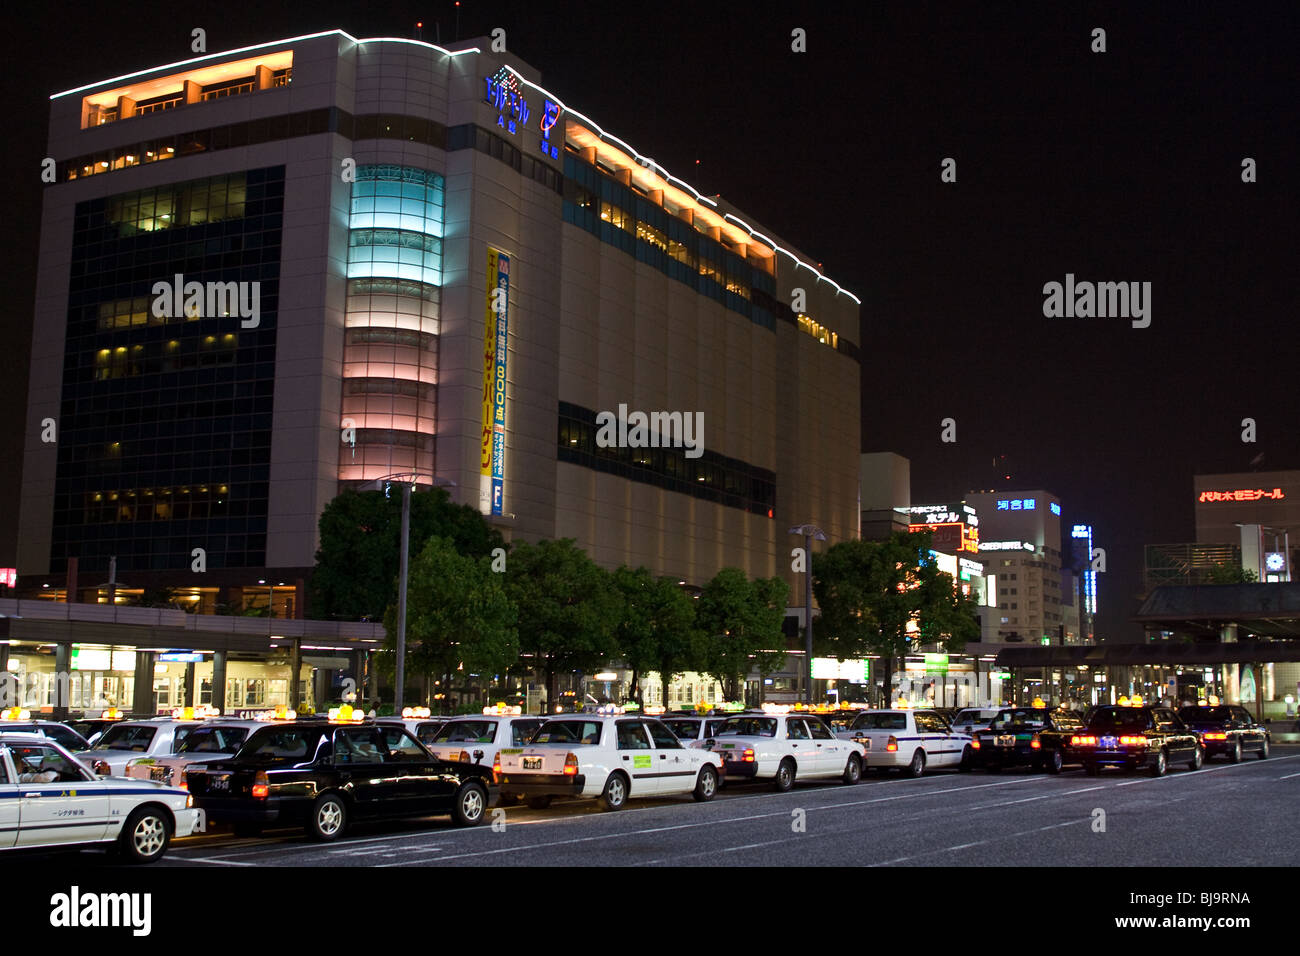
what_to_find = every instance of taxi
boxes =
[125,716,267,788]
[702,704,868,791]
[423,706,543,771]
[376,706,447,746]
[0,731,198,863]
[75,707,218,776]
[659,713,739,749]
[1071,703,1203,776]
[67,708,129,746]
[495,709,725,810]
[0,709,91,752]
[185,705,497,840]
[969,707,1086,773]
[1176,705,1270,762]
[835,707,973,777]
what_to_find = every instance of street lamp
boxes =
[788,523,826,706]
[362,473,456,712]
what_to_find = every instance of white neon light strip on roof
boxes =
[498,65,861,304]
[51,30,479,99]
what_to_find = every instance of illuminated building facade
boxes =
[965,490,1063,643]
[19,30,862,612]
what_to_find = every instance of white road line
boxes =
[1112,753,1300,787]
[1277,771,1300,780]
[175,856,258,866]
[1061,786,1105,795]
[967,793,1060,811]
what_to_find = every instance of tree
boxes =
[1206,562,1258,585]
[814,531,979,705]
[697,568,789,703]
[505,539,623,711]
[381,536,518,713]
[310,487,505,620]
[611,567,701,707]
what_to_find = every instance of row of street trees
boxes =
[309,490,979,712]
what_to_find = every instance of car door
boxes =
[784,718,815,770]
[0,746,19,849]
[614,720,658,795]
[332,727,402,817]
[1231,707,1262,748]
[805,718,842,775]
[644,719,696,794]
[9,740,109,848]
[381,727,455,813]
[914,712,958,766]
[1154,709,1191,755]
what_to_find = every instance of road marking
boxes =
[967,793,1060,811]
[1061,786,1105,795]
[1112,753,1300,787]
[1278,771,1300,780]
[174,856,258,866]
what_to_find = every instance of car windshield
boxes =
[92,725,157,752]
[1087,708,1150,732]
[661,720,700,739]
[989,709,1047,730]
[852,713,907,731]
[1178,706,1232,723]
[714,718,777,737]
[235,728,322,761]
[434,721,497,744]
[825,715,859,730]
[175,726,250,754]
[1053,713,1084,730]
[530,721,603,745]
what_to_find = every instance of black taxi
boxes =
[185,713,498,840]
[970,707,1086,773]
[1070,705,1203,776]
[1176,705,1270,762]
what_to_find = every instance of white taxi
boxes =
[835,708,973,776]
[377,706,447,747]
[423,707,544,771]
[75,715,207,776]
[495,710,725,811]
[125,719,266,788]
[701,706,867,791]
[0,732,198,863]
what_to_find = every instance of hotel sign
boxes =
[479,249,510,516]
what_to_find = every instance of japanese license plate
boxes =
[210,774,230,791]
[521,756,542,770]
[996,735,1016,747]
[1100,736,1118,749]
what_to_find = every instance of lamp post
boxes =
[363,473,456,713]
[788,523,826,706]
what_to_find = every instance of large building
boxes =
[1194,470,1297,581]
[965,489,1063,644]
[9,30,862,717]
[18,30,862,612]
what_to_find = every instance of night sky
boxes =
[3,1,1297,643]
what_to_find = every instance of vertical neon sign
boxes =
[480,249,510,516]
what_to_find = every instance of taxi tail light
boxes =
[886,736,898,753]
[458,750,471,763]
[1030,735,1042,750]
[1070,735,1097,747]
[1203,732,1227,740]
[492,755,502,781]
[1119,735,1147,747]
[563,753,579,776]
[251,771,269,799]
[970,738,980,750]
[742,748,755,763]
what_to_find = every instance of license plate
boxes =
[210,775,230,791]
[1100,736,1118,749]
[521,756,542,770]
[996,735,1016,747]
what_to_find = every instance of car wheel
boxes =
[526,795,553,810]
[453,782,488,827]
[773,758,796,792]
[1230,740,1243,763]
[905,750,926,778]
[118,806,171,864]
[1149,748,1168,777]
[842,754,862,785]
[1046,749,1064,774]
[1188,745,1204,771]
[232,822,263,838]
[693,765,719,802]
[308,793,348,842]
[1084,761,1100,776]
[1258,739,1270,760]
[600,772,629,811]
[957,746,973,773]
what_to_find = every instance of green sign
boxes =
[633,755,652,769]
[924,653,949,674]
[1040,636,1051,646]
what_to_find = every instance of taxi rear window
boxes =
[1178,706,1232,723]
[530,721,603,745]
[236,728,324,761]
[661,720,699,739]
[92,724,157,752]
[435,721,497,744]
[1087,708,1150,732]
[177,726,250,754]
[714,717,777,737]
[851,713,907,731]
[989,710,1047,729]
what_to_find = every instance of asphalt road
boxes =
[139,745,1300,867]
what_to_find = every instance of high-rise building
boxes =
[965,489,1062,643]
[18,30,862,612]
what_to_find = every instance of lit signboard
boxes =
[1071,525,1090,538]
[1197,488,1286,503]
[811,658,869,682]
[907,503,979,554]
[1266,552,1287,572]
[923,653,949,674]
[958,557,983,580]
[484,68,530,136]
[479,248,510,516]
[159,653,205,663]
[0,568,14,587]
[1050,502,1061,515]
[996,498,1035,511]
[978,540,1035,552]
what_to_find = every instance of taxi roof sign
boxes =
[2,707,32,721]
[403,706,433,719]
